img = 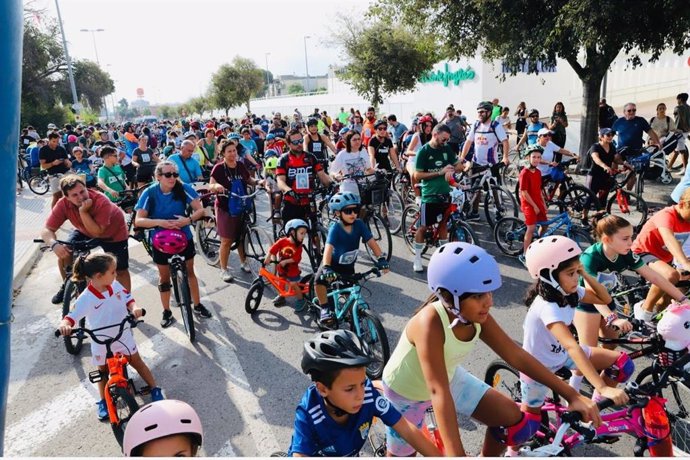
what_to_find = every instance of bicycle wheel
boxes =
[402,205,421,255]
[364,213,393,263]
[174,269,195,343]
[352,308,390,380]
[637,367,690,455]
[384,190,404,235]
[305,225,328,273]
[62,280,86,355]
[484,186,519,228]
[560,184,601,219]
[484,360,522,403]
[606,189,648,234]
[28,174,49,195]
[567,227,594,253]
[493,217,526,256]
[243,227,273,275]
[448,219,479,246]
[109,384,140,448]
[244,279,265,314]
[194,215,220,266]
[502,161,521,192]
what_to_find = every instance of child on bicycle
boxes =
[574,215,688,353]
[123,399,203,457]
[263,149,282,220]
[265,218,308,310]
[57,253,164,420]
[288,329,441,457]
[382,242,600,457]
[314,192,389,328]
[518,145,548,264]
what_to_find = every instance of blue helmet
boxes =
[328,192,360,212]
[264,148,278,158]
[266,133,276,141]
[285,219,309,234]
[228,133,241,140]
[338,127,350,137]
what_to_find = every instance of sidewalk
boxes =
[13,192,51,288]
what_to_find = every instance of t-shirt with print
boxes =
[330,149,371,195]
[135,182,199,240]
[522,287,586,369]
[276,152,323,206]
[268,237,303,279]
[326,220,373,268]
[415,142,457,204]
[368,136,395,171]
[71,159,94,182]
[537,141,562,176]
[46,189,128,242]
[97,164,127,201]
[288,379,402,457]
[268,126,287,139]
[631,206,690,264]
[132,147,157,178]
[579,242,644,289]
[466,120,508,165]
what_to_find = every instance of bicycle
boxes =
[501,144,530,190]
[116,185,153,257]
[55,312,149,448]
[601,168,649,234]
[367,406,445,456]
[493,210,594,256]
[160,233,197,342]
[372,170,405,235]
[35,237,102,355]
[402,188,479,256]
[456,163,519,228]
[27,169,51,195]
[190,183,221,266]
[349,172,395,262]
[244,258,314,314]
[308,267,390,379]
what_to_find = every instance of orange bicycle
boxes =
[55,312,149,448]
[245,258,313,314]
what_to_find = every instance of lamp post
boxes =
[80,28,109,120]
[54,0,80,115]
[303,35,311,94]
[264,52,271,99]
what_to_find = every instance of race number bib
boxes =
[596,272,618,291]
[339,249,359,265]
[313,143,322,153]
[295,172,309,191]
[141,153,151,162]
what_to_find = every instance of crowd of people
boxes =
[18,92,690,456]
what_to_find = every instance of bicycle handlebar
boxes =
[55,311,146,343]
[228,186,266,200]
[34,238,103,252]
[336,267,382,284]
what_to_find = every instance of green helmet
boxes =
[526,144,544,154]
[264,157,278,169]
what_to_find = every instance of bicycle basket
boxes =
[548,166,566,182]
[358,176,389,206]
[657,347,687,368]
[628,153,651,172]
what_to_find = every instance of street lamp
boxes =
[303,35,311,93]
[80,28,109,120]
[264,52,271,99]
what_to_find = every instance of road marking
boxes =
[214,439,238,457]
[8,315,53,405]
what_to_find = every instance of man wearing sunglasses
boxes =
[612,102,660,158]
[516,109,546,150]
[276,129,333,224]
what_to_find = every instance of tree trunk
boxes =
[577,74,604,171]
[245,99,251,113]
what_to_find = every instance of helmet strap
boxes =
[324,396,348,417]
[540,273,567,295]
[437,289,469,328]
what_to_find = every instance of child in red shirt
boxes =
[519,147,548,259]
[265,219,309,310]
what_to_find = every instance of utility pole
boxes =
[55,0,80,116]
[304,35,311,93]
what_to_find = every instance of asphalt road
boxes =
[6,188,668,457]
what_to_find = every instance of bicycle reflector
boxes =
[642,396,673,457]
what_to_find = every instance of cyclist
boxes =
[368,119,401,172]
[315,192,389,328]
[263,149,282,221]
[39,132,72,208]
[239,127,259,160]
[612,102,661,156]
[459,101,510,221]
[98,146,128,202]
[405,115,434,205]
[519,146,548,263]
[412,124,462,273]
[574,215,688,352]
[289,329,441,457]
[168,140,204,184]
[382,242,600,457]
[122,122,139,186]
[585,128,619,205]
[132,135,160,189]
[532,128,578,178]
[265,219,308,309]
[631,187,690,324]
[134,161,212,327]
[208,140,261,283]
[265,133,287,156]
[268,113,287,139]
[304,117,337,173]
[515,109,546,151]
[70,146,97,188]
[57,253,164,420]
[276,128,333,224]
[123,399,203,457]
[330,130,374,198]
[198,128,217,167]
[361,106,377,147]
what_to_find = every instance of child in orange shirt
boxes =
[265,219,309,310]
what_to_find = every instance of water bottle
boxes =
[423,407,445,454]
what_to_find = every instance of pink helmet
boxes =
[123,400,203,456]
[525,236,581,290]
[67,134,78,143]
[152,229,188,255]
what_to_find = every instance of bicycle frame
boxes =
[257,266,310,298]
[536,212,576,236]
[104,354,133,424]
[327,283,369,327]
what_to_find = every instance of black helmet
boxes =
[477,101,493,112]
[529,109,540,117]
[374,119,388,130]
[123,122,133,131]
[306,117,319,127]
[301,330,372,376]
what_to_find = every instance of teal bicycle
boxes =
[308,267,390,379]
[493,209,593,256]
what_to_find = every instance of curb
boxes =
[12,244,42,290]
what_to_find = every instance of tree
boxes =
[188,96,208,118]
[373,0,690,158]
[159,105,172,119]
[65,60,114,112]
[117,98,129,119]
[333,19,438,108]
[288,83,305,95]
[209,57,264,114]
[209,64,239,116]
[258,69,274,97]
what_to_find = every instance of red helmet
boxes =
[418,115,433,124]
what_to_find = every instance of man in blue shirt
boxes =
[386,114,407,149]
[168,140,203,184]
[612,102,660,154]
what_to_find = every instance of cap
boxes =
[599,127,615,136]
[537,128,554,137]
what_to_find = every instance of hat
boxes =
[537,128,554,137]
[599,128,615,136]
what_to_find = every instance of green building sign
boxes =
[420,63,476,87]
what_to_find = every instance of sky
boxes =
[26,0,370,106]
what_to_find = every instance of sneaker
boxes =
[466,211,481,221]
[320,309,336,329]
[518,254,527,267]
[52,284,66,304]
[150,387,165,402]
[633,301,654,326]
[220,268,234,283]
[194,303,213,318]
[273,295,287,307]
[294,298,307,312]
[240,262,252,273]
[413,258,424,273]
[96,399,108,421]
[160,310,175,328]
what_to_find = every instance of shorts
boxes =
[521,205,547,226]
[135,168,155,184]
[281,201,310,223]
[383,366,490,456]
[49,174,62,193]
[577,300,614,314]
[67,230,129,270]
[314,263,355,287]
[420,201,451,227]
[215,204,242,240]
[637,252,659,265]
[91,328,137,366]
[678,132,689,152]
[520,345,591,407]
[122,163,136,183]
[151,239,195,265]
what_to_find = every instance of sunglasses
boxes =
[477,110,488,114]
[626,109,637,113]
[376,127,386,131]
[439,138,450,144]
[603,133,614,137]
[160,172,180,178]
[289,138,303,145]
[341,206,360,215]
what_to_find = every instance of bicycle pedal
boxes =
[137,385,151,395]
[88,370,104,383]
[592,434,620,444]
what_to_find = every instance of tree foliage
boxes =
[65,60,115,112]
[208,56,264,115]
[288,83,305,95]
[334,19,439,107]
[372,0,690,156]
[188,96,208,118]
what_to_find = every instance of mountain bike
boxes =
[36,237,101,355]
[192,186,220,266]
[493,210,593,256]
[165,236,196,342]
[55,312,149,448]
[28,169,51,195]
[402,188,479,256]
[603,168,649,234]
[308,268,390,379]
[116,185,153,257]
[456,163,519,228]
[351,172,394,262]
[244,258,314,314]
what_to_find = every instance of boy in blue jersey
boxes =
[314,192,389,328]
[288,330,441,457]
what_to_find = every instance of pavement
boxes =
[12,191,52,289]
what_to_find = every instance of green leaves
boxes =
[209,56,264,114]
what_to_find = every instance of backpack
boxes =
[225,165,251,217]
[650,116,671,133]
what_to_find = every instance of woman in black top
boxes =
[586,128,618,203]
[514,101,527,141]
[132,135,160,188]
